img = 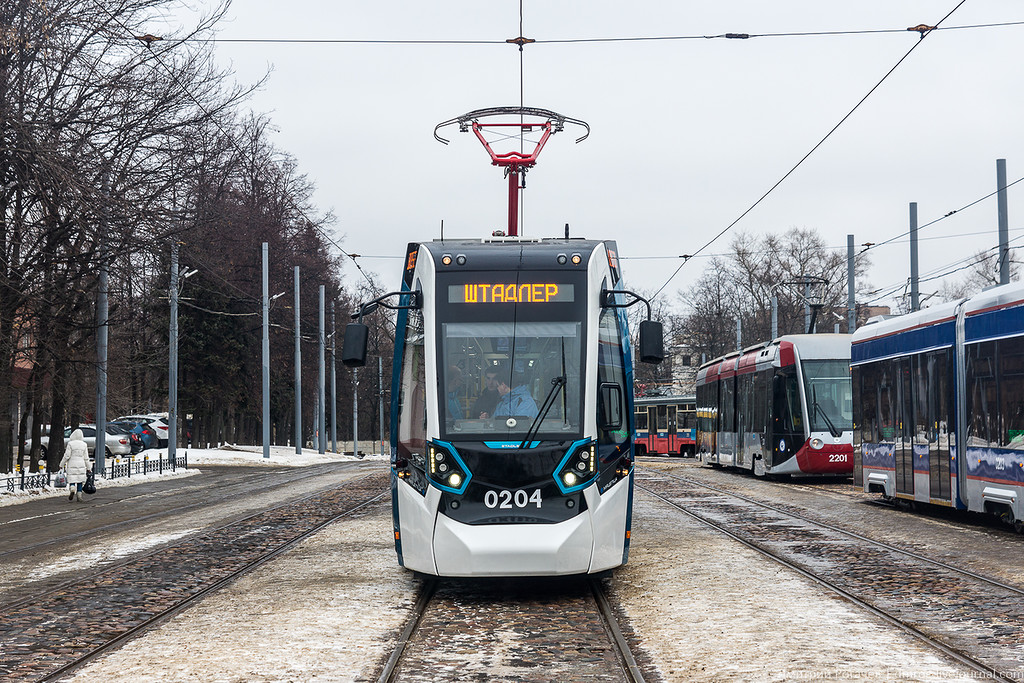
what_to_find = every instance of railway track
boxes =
[376,575,646,683]
[0,471,388,682]
[635,467,1024,682]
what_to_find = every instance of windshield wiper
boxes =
[812,386,842,438]
[519,376,566,449]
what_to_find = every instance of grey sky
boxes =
[171,1,1023,309]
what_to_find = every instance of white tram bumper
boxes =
[398,473,632,577]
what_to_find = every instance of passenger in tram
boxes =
[446,366,465,420]
[491,363,539,419]
[472,367,501,419]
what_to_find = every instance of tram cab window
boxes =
[396,307,427,463]
[440,320,582,438]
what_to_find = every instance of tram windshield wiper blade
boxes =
[812,386,842,438]
[519,376,566,450]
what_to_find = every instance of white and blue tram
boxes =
[343,238,663,575]
[851,280,1024,532]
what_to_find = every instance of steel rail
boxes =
[37,487,388,682]
[642,468,1024,598]
[637,481,1015,682]
[375,578,437,683]
[590,577,646,683]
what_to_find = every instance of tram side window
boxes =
[876,361,897,442]
[635,409,648,431]
[967,341,997,447]
[721,377,736,433]
[998,340,1024,449]
[852,364,871,445]
[397,308,427,457]
[597,306,629,445]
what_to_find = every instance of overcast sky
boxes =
[168,1,1023,311]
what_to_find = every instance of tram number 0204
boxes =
[483,488,543,509]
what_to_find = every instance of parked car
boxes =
[110,420,158,453]
[116,414,170,448]
[24,425,132,459]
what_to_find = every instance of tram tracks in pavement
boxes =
[0,463,363,562]
[0,471,388,682]
[635,468,1024,682]
[376,574,646,683]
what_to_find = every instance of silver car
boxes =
[25,425,133,459]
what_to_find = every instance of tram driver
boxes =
[489,361,539,419]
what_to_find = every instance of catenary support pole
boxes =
[95,171,109,475]
[379,356,384,456]
[771,294,778,340]
[169,242,179,463]
[910,202,920,311]
[736,318,741,351]
[294,266,301,454]
[318,285,326,454]
[330,300,337,453]
[262,243,270,459]
[847,234,856,333]
[997,158,1010,285]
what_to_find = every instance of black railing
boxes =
[2,452,189,493]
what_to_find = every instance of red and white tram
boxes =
[696,334,854,476]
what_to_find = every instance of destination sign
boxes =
[449,283,575,304]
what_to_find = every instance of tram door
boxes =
[667,405,677,453]
[895,358,914,496]
[768,369,800,468]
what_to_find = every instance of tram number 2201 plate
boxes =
[483,488,543,509]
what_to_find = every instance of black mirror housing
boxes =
[341,323,369,367]
[639,320,664,364]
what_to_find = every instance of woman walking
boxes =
[60,429,92,503]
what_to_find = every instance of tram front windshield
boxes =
[437,268,586,441]
[802,359,853,433]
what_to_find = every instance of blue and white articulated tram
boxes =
[851,280,1024,532]
[343,237,663,576]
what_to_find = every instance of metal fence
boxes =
[2,452,189,494]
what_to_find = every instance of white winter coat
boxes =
[60,429,92,484]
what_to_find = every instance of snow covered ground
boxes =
[0,445,387,508]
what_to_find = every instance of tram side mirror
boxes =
[598,383,623,431]
[638,320,664,364]
[341,323,369,367]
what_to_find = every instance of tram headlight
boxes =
[810,438,824,450]
[555,442,597,493]
[428,442,471,493]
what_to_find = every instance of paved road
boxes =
[0,460,386,601]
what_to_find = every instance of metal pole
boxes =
[294,266,301,454]
[997,158,1010,285]
[803,281,810,334]
[330,300,337,453]
[95,172,109,475]
[847,234,856,333]
[735,318,741,351]
[169,242,178,463]
[910,202,920,311]
[318,285,326,454]
[378,356,384,456]
[353,367,359,457]
[771,294,778,339]
[262,243,270,459]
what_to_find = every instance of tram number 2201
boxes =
[483,489,543,509]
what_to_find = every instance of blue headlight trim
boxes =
[428,440,472,494]
[553,438,597,494]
